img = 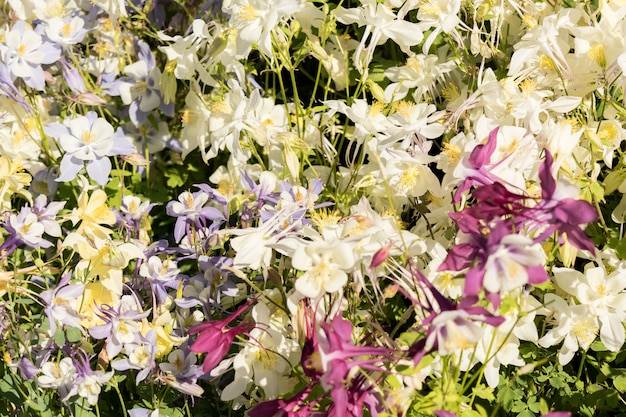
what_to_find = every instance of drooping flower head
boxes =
[188,299,256,373]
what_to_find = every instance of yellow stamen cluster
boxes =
[393,101,415,119]
[522,14,538,29]
[587,44,606,68]
[310,208,341,231]
[572,318,598,346]
[442,83,460,102]
[442,142,461,163]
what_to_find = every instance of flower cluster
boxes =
[1,1,626,417]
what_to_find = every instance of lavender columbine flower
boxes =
[89,298,151,359]
[45,16,89,46]
[111,329,158,383]
[44,111,136,185]
[0,62,31,109]
[32,194,66,238]
[115,195,155,239]
[37,357,78,400]
[40,273,85,333]
[1,205,53,255]
[30,168,59,198]
[139,255,181,305]
[166,187,225,243]
[0,21,61,91]
[68,350,113,406]
[158,348,200,382]
[109,40,174,126]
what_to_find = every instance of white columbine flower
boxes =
[44,112,136,185]
[292,239,356,299]
[553,265,626,352]
[223,0,304,57]
[37,357,77,398]
[539,294,599,365]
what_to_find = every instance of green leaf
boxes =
[539,398,549,415]
[472,383,495,402]
[517,411,535,417]
[549,376,566,388]
[397,331,421,347]
[53,328,65,346]
[497,386,517,411]
[615,237,626,260]
[589,181,605,202]
[511,400,527,413]
[0,374,23,406]
[65,326,82,343]
[614,374,626,393]
[460,411,482,417]
[603,168,626,195]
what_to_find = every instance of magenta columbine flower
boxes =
[188,300,255,373]
[439,149,596,305]
[531,150,598,252]
[45,111,136,185]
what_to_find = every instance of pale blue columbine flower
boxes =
[0,20,60,91]
[0,61,30,109]
[108,40,173,126]
[44,111,136,186]
[45,16,89,46]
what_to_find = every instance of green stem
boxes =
[113,383,128,417]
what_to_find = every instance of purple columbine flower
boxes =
[0,20,60,91]
[249,387,318,417]
[316,315,389,417]
[439,219,548,306]
[453,127,501,202]
[398,265,504,363]
[439,150,596,305]
[531,151,598,252]
[44,111,136,185]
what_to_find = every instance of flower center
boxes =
[572,318,598,345]
[397,166,420,193]
[81,131,95,145]
[237,5,258,24]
